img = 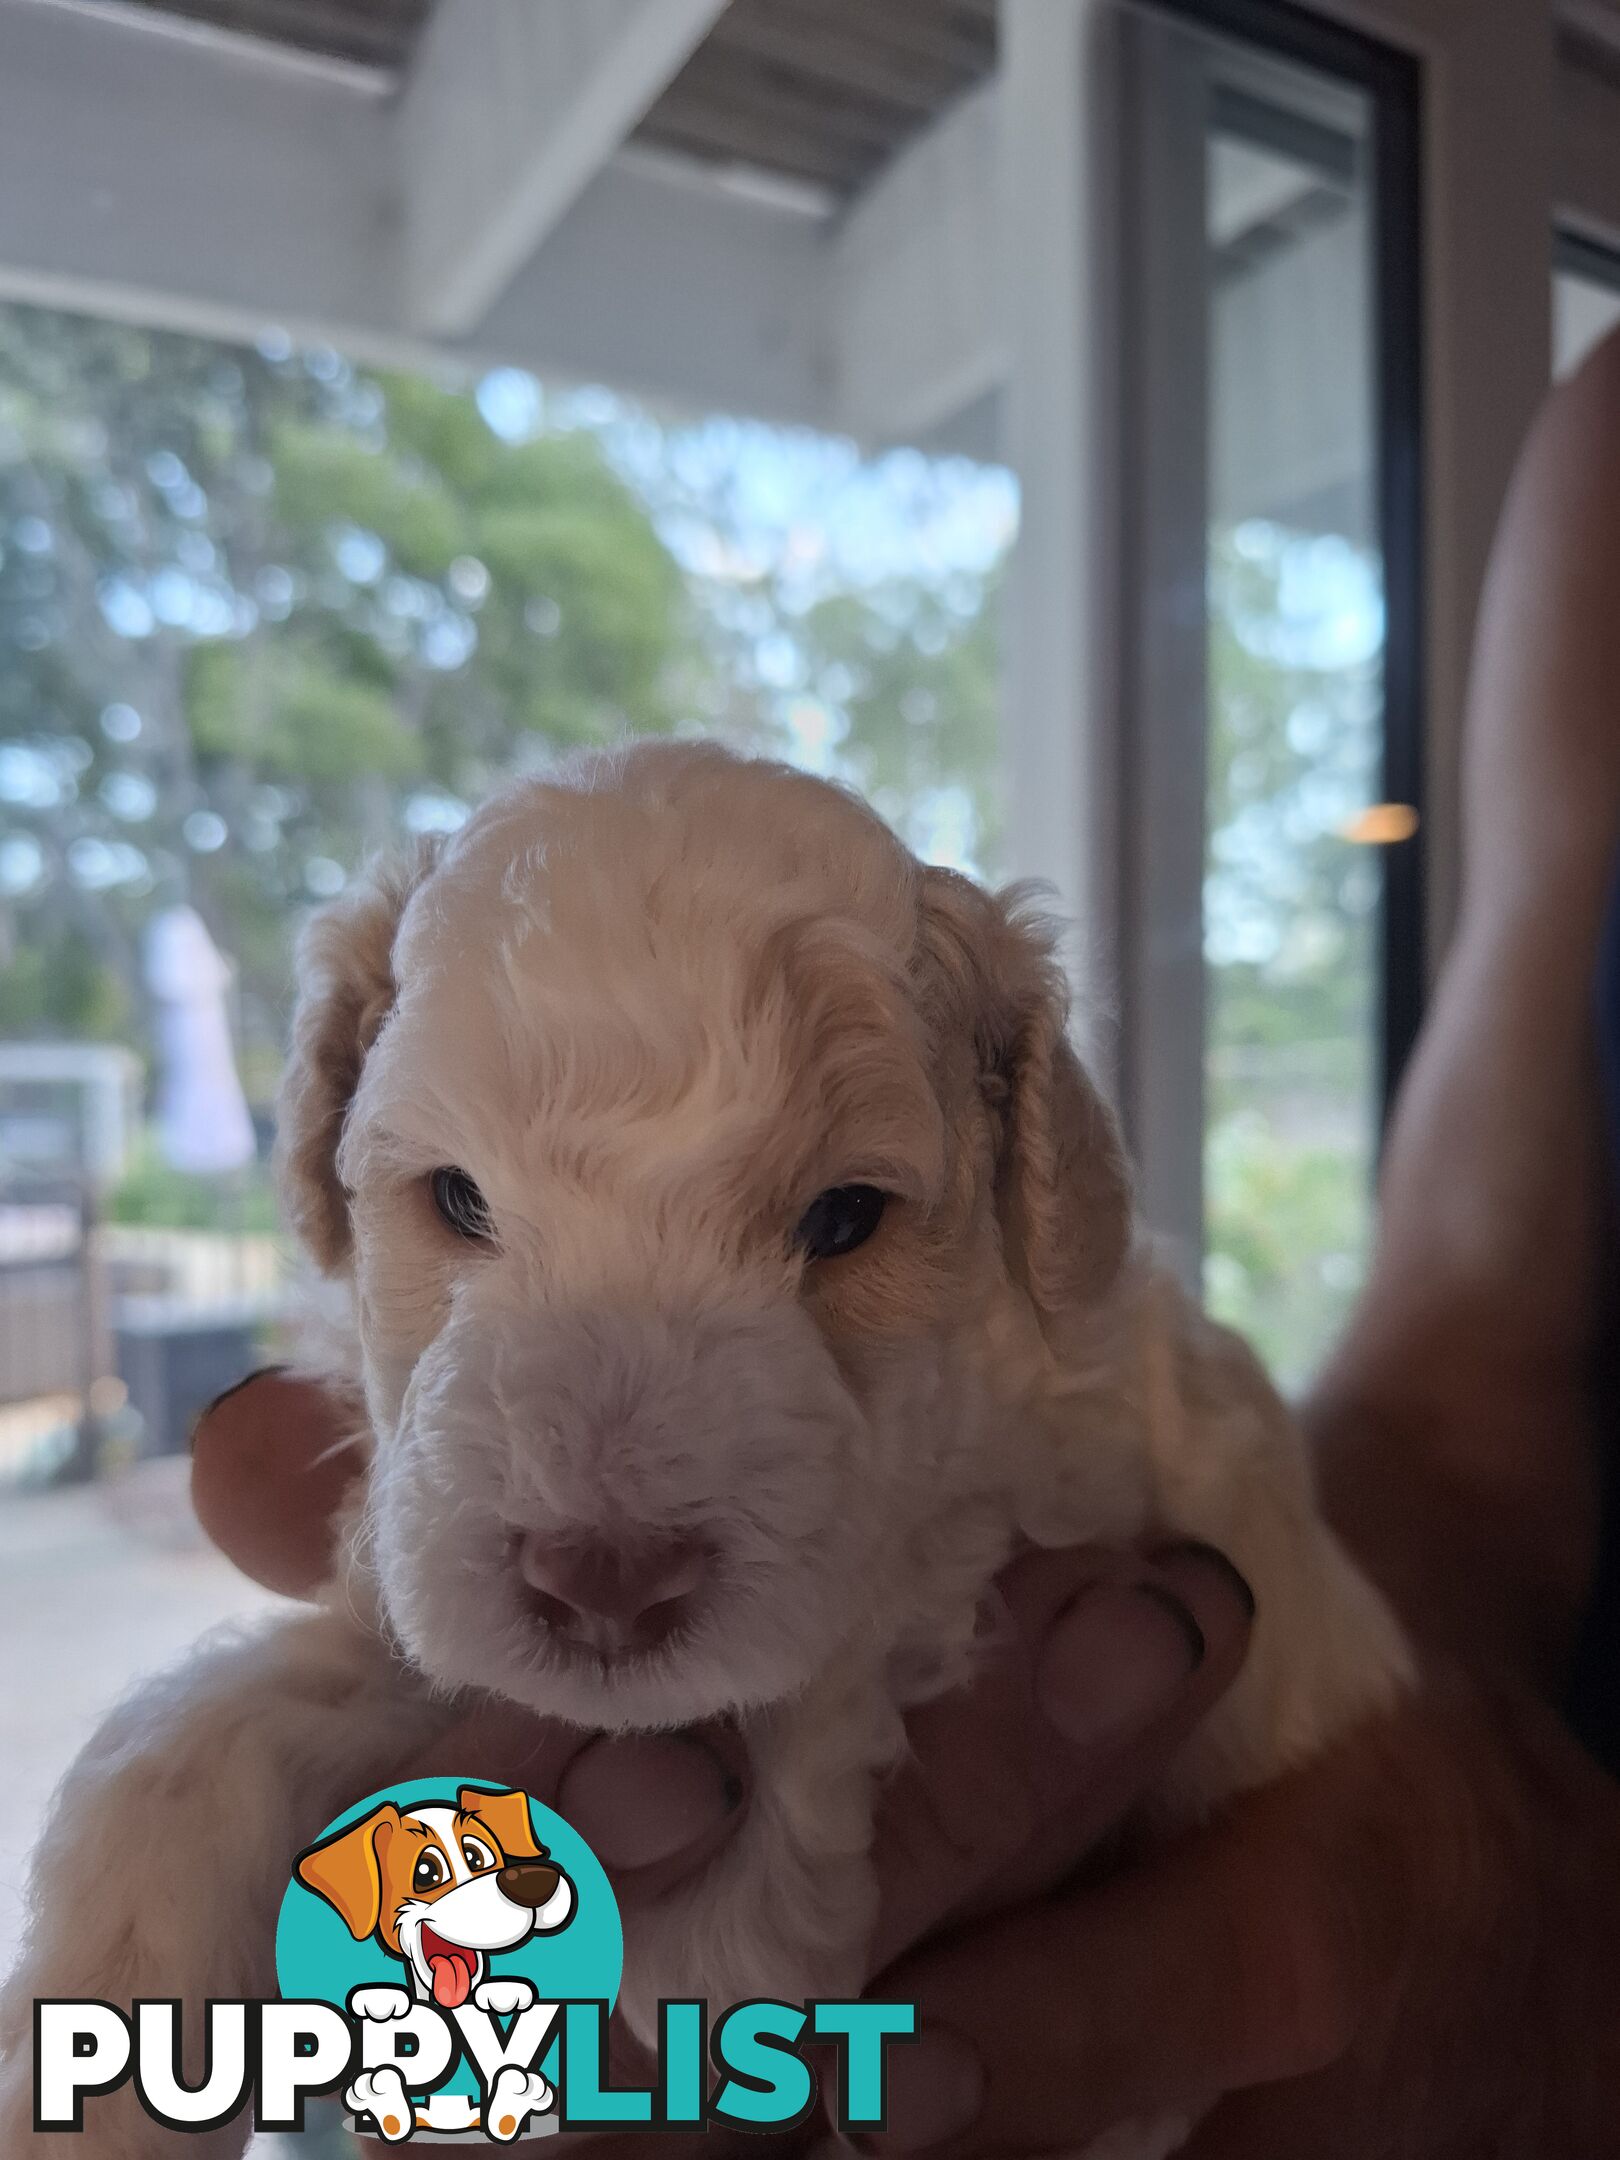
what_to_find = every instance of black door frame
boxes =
[1137,0,1427,1129]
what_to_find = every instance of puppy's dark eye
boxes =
[412,1850,447,1895]
[430,1166,494,1242]
[796,1185,887,1261]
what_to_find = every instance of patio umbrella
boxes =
[142,905,256,1175]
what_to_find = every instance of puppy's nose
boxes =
[518,1533,708,1653]
[496,1860,563,1909]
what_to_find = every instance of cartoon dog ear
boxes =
[294,1803,401,1941]
[274,836,443,1276]
[916,869,1132,1334]
[456,1787,544,1863]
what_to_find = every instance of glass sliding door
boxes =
[1120,4,1422,1388]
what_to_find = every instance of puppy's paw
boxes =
[485,2065,553,2142]
[349,1983,413,2022]
[346,2065,414,2141]
[473,1976,536,2016]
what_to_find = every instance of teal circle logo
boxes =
[276,1778,621,2141]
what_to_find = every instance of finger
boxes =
[399,1707,753,1906]
[868,1762,1383,2157]
[870,1540,1255,1966]
[189,1367,367,1596]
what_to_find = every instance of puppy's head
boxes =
[295,1786,571,2007]
[277,744,1130,1726]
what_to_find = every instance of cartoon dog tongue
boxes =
[421,1927,478,2009]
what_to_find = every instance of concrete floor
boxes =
[0,1455,349,2152]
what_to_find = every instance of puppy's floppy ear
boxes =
[917,869,1132,1330]
[456,1786,544,1863]
[294,1802,401,1941]
[275,837,442,1274]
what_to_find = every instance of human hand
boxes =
[194,1372,1620,2159]
[191,1370,1257,2153]
[190,1375,1256,1911]
[874,1668,1620,2159]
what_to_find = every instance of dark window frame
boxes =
[1138,0,1428,1129]
[1558,228,1620,293]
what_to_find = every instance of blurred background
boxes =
[0,0,1614,2144]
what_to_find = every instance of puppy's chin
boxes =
[508,1623,817,1732]
[386,1568,841,1735]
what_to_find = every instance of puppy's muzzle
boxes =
[496,1861,565,1909]
[518,1532,710,1657]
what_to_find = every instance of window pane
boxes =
[1202,62,1387,1388]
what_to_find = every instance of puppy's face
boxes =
[295,1785,571,2007]
[278,746,1128,1728]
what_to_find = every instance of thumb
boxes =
[190,1367,366,1596]
[869,1541,1256,1970]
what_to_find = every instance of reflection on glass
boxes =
[1202,84,1384,1387]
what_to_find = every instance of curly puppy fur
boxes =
[0,743,1409,2157]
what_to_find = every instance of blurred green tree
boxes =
[0,299,1376,1388]
[794,573,1003,871]
[1202,522,1383,1381]
[0,308,696,1094]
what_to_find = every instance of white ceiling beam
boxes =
[396,0,731,339]
[1212,206,1371,535]
[0,0,1439,481]
[1208,136,1321,247]
[827,82,1004,446]
[0,0,990,452]
[0,0,396,349]
[822,65,1358,458]
[0,0,828,425]
[476,150,831,428]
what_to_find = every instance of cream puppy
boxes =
[0,743,1409,2159]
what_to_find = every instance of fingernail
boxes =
[557,1734,736,1870]
[188,1365,287,1453]
[1035,1580,1205,1749]
[1152,1537,1258,1619]
[865,2027,984,2152]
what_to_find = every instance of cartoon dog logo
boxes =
[294,1784,575,2141]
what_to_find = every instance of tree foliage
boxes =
[1202,522,1383,1382]
[0,314,707,1088]
[0,307,1006,1106]
[0,299,1377,1386]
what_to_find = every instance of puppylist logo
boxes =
[279,1778,604,2141]
[32,1777,916,2143]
